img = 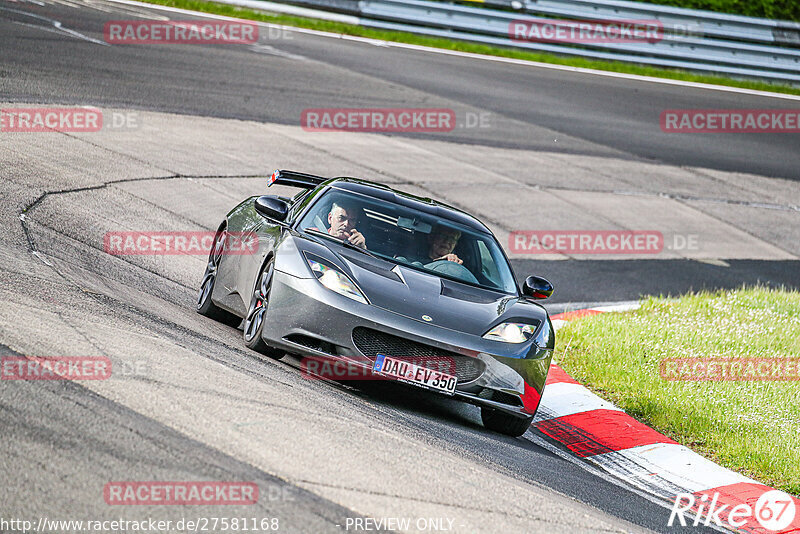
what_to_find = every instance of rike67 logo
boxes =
[670,489,797,532]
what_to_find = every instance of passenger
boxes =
[426,226,462,264]
[396,225,462,265]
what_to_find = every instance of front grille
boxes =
[352,327,485,384]
[478,388,523,407]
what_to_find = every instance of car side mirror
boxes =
[522,276,553,300]
[254,195,289,221]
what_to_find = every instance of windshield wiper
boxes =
[303,228,381,261]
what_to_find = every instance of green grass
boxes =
[555,287,800,495]
[137,0,800,96]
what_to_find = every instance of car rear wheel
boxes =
[481,407,533,437]
[243,259,283,359]
[197,226,239,325]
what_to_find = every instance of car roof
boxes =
[325,177,493,235]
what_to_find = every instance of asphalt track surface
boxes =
[1,0,798,532]
[3,0,800,179]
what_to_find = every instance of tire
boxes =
[481,407,534,437]
[197,226,239,326]
[243,258,283,359]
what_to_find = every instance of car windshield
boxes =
[297,189,518,294]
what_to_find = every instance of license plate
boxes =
[372,354,457,395]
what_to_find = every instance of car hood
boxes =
[336,248,546,336]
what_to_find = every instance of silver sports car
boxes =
[197,170,555,437]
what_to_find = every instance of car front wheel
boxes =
[481,407,533,437]
[243,259,283,359]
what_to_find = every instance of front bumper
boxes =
[261,270,553,417]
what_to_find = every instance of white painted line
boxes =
[1,6,110,45]
[249,43,308,60]
[552,302,640,329]
[536,382,623,421]
[591,442,756,494]
[104,0,800,101]
[590,303,642,313]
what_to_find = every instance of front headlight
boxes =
[307,258,368,304]
[483,322,538,343]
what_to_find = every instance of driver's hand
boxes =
[347,229,366,249]
[435,253,462,264]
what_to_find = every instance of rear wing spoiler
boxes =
[268,169,327,189]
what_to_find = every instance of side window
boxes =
[309,200,332,231]
[477,240,500,284]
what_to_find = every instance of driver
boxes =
[326,200,366,249]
